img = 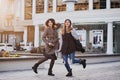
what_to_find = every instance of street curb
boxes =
[75,54,120,58]
[87,60,120,65]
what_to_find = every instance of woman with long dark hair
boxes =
[60,19,86,77]
[32,18,59,76]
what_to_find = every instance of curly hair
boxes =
[45,18,56,29]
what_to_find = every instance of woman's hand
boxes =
[48,43,54,46]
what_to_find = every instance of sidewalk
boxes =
[1,51,120,80]
[0,61,120,80]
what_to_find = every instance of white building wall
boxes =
[6,0,119,54]
[30,0,120,54]
[33,9,120,24]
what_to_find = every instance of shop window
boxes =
[111,0,120,8]
[74,24,107,53]
[27,26,34,43]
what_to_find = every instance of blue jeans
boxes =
[63,54,71,72]
[63,52,81,72]
[70,52,80,64]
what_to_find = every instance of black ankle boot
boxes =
[48,72,55,76]
[32,63,39,74]
[66,69,72,77]
[80,59,86,69]
[48,69,55,76]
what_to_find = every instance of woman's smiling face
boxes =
[48,20,53,27]
[65,20,71,27]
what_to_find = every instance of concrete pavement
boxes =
[1,52,120,80]
[0,61,120,80]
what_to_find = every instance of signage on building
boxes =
[76,30,86,47]
[91,30,103,48]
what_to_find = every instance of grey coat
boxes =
[42,27,59,55]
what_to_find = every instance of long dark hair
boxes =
[45,18,56,29]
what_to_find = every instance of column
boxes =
[34,25,39,47]
[89,0,93,10]
[10,0,14,14]
[21,0,25,20]
[23,27,27,46]
[32,0,36,19]
[44,0,48,13]
[16,0,21,17]
[106,22,113,54]
[53,0,57,12]
[86,30,89,51]
[0,34,1,42]
[1,15,5,31]
[63,0,76,12]
[2,34,5,43]
[66,2,75,11]
[106,0,110,9]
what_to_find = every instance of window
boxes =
[93,0,106,9]
[25,0,32,20]
[111,0,120,8]
[36,0,44,13]
[48,0,53,12]
[57,0,66,12]
[75,0,89,11]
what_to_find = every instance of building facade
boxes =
[0,0,120,54]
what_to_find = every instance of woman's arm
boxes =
[71,28,79,40]
[58,34,63,52]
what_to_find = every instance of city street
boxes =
[0,0,120,80]
[0,57,120,80]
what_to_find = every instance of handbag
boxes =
[71,28,85,53]
[75,40,85,53]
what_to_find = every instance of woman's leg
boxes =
[63,54,71,72]
[63,54,72,76]
[70,52,86,68]
[48,59,55,76]
[32,57,48,74]
[70,52,80,64]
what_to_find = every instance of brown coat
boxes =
[42,27,59,55]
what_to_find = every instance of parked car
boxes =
[0,43,14,51]
[20,42,33,51]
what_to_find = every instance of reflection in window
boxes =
[111,0,120,8]
[93,0,106,9]
[57,0,66,12]
[48,0,53,12]
[36,0,44,13]
[25,0,32,20]
[75,0,88,11]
